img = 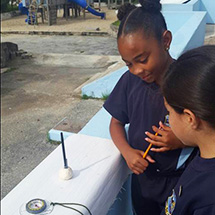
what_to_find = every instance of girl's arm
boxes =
[145,121,185,152]
[110,117,155,175]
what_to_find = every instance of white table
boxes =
[1,134,130,215]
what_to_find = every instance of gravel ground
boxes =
[204,35,215,45]
[1,33,120,199]
[1,6,118,35]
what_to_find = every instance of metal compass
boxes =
[26,199,47,214]
[20,199,53,215]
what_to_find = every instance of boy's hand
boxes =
[122,148,155,175]
[145,121,185,152]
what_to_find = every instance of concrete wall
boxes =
[199,0,215,23]
[82,66,128,98]
[162,0,200,12]
[162,0,215,24]
[167,11,206,59]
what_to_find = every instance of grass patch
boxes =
[101,93,110,101]
[84,77,90,82]
[49,140,61,145]
[112,20,120,27]
[82,94,95,100]
[46,132,61,145]
[82,93,109,101]
[3,67,17,73]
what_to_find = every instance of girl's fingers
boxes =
[132,165,145,175]
[134,161,147,170]
[130,156,149,174]
[133,169,142,175]
[145,155,156,163]
[145,131,162,141]
[150,146,170,152]
[145,137,167,147]
[159,121,171,131]
[151,126,165,136]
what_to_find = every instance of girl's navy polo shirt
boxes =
[164,155,215,215]
[104,70,183,175]
[104,70,198,205]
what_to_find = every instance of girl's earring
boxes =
[166,47,169,51]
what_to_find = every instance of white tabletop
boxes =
[1,134,130,215]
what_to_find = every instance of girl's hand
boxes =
[145,121,185,152]
[122,148,155,175]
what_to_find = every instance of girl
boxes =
[104,0,197,214]
[162,45,215,215]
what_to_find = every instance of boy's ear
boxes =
[162,30,172,50]
[183,109,200,129]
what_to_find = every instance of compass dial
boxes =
[26,199,47,214]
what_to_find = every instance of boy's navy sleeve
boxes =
[103,71,129,125]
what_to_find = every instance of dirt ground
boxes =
[1,6,118,35]
[204,35,215,45]
[1,33,122,199]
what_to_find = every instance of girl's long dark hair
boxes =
[162,45,215,127]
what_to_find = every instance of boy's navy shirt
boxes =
[104,70,182,175]
[163,155,215,215]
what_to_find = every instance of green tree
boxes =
[1,0,10,13]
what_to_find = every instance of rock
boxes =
[21,53,33,59]
[1,42,18,68]
[16,49,27,56]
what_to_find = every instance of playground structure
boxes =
[19,0,116,25]
[107,0,132,9]
[19,0,137,25]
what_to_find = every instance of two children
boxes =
[162,45,215,214]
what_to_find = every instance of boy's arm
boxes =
[110,117,155,175]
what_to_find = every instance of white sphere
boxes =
[59,167,73,180]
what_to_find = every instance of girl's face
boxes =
[164,99,196,147]
[118,31,171,84]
